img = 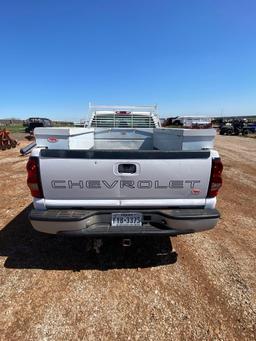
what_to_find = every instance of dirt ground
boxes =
[0,134,255,341]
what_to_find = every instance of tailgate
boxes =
[39,150,212,203]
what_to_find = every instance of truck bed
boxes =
[34,127,216,151]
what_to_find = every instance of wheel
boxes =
[243,129,249,136]
[227,130,232,135]
[11,141,17,148]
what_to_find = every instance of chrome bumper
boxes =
[29,208,220,236]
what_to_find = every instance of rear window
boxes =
[91,114,156,128]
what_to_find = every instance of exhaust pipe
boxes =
[122,239,131,247]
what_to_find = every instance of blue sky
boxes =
[0,0,256,120]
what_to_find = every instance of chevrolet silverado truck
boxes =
[27,105,223,237]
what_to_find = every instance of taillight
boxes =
[207,158,223,198]
[26,157,43,198]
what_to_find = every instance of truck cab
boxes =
[88,105,161,128]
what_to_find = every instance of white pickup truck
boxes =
[27,105,223,237]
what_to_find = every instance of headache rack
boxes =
[88,104,160,128]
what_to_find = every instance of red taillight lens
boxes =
[26,157,43,198]
[207,158,223,198]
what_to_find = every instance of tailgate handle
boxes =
[118,164,136,174]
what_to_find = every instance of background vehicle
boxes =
[247,122,256,134]
[220,119,249,136]
[26,105,222,237]
[165,116,212,128]
[23,117,52,134]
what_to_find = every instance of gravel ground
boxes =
[0,135,255,340]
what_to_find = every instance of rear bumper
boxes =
[29,208,220,236]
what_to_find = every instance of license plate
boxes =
[111,213,142,227]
